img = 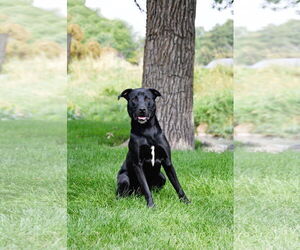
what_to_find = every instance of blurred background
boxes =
[0,1,298,144]
[0,0,66,120]
[235,0,300,152]
[64,0,300,149]
[234,1,300,249]
[65,0,233,150]
[0,1,67,249]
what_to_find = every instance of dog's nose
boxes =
[139,108,146,113]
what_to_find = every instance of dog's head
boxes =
[118,88,161,124]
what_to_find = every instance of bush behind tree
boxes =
[68,0,140,63]
[195,19,300,66]
[195,20,233,65]
[0,0,66,44]
[0,0,65,59]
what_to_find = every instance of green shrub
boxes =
[0,104,27,120]
[0,22,31,42]
[194,90,233,137]
[68,0,139,61]
[0,0,66,45]
[86,40,101,59]
[68,102,83,120]
[33,40,63,58]
[193,66,233,137]
[6,40,32,59]
[67,23,84,42]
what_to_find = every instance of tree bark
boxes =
[0,33,8,72]
[67,33,72,71]
[142,0,196,150]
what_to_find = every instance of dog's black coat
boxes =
[116,88,189,207]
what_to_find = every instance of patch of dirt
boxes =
[195,123,300,153]
[196,133,300,153]
[234,123,254,136]
[234,133,300,153]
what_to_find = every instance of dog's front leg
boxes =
[162,159,190,204]
[133,162,155,208]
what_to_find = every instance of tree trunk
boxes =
[0,33,8,73]
[67,33,72,71]
[142,0,196,150]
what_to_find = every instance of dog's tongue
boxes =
[138,116,147,120]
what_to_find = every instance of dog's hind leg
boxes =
[116,172,130,197]
[157,172,166,188]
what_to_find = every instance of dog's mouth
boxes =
[137,116,149,124]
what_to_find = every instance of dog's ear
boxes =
[149,88,162,99]
[118,88,132,100]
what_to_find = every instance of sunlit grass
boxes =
[0,121,67,249]
[68,120,234,249]
[234,150,300,249]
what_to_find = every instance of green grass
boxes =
[68,120,234,249]
[68,120,130,147]
[234,150,300,249]
[1,120,298,248]
[0,120,67,249]
[68,121,299,248]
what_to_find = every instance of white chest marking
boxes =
[151,146,155,167]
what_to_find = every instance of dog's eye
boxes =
[131,99,136,106]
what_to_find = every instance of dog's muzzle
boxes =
[137,116,149,124]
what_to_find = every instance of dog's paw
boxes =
[147,202,156,208]
[180,196,191,204]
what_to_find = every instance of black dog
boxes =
[116,88,190,207]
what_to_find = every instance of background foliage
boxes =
[195,19,233,65]
[236,20,300,65]
[68,0,140,63]
[2,0,299,138]
[0,0,65,58]
[195,19,300,66]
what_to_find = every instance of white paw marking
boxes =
[151,146,155,167]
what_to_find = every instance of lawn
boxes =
[68,121,299,249]
[0,120,67,249]
[1,121,298,249]
[234,150,300,249]
[67,120,234,249]
[2,55,298,248]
